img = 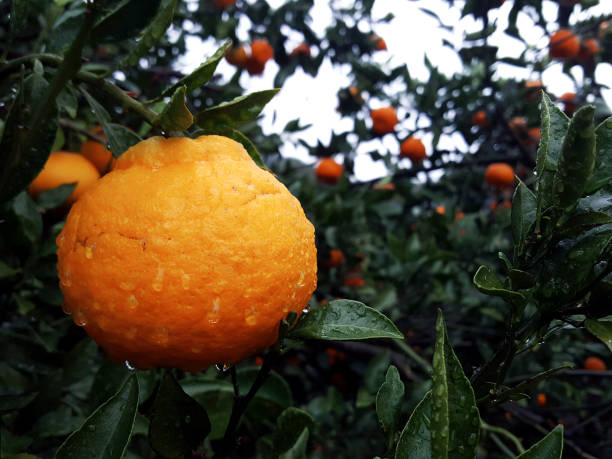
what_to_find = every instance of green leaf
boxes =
[512,180,537,259]
[195,89,280,132]
[160,41,231,98]
[395,391,432,459]
[279,427,309,459]
[80,87,142,158]
[473,266,526,304]
[516,425,563,459]
[228,129,266,168]
[37,183,77,209]
[149,373,210,458]
[0,74,58,203]
[288,300,404,341]
[55,373,139,459]
[376,366,405,436]
[57,87,79,119]
[0,261,21,279]
[12,192,43,244]
[154,86,194,132]
[119,0,177,68]
[365,350,392,394]
[552,106,596,210]
[585,319,612,353]
[430,310,480,458]
[273,407,315,455]
[92,0,163,44]
[585,116,612,193]
[535,92,569,229]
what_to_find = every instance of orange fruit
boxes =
[584,356,606,371]
[400,137,427,162]
[315,158,343,185]
[80,128,115,173]
[485,163,515,188]
[549,29,580,59]
[349,86,359,97]
[537,393,547,407]
[371,34,387,51]
[326,249,345,268]
[56,135,317,372]
[225,45,248,68]
[578,38,600,62]
[472,110,488,128]
[559,92,577,114]
[509,116,527,134]
[599,21,611,39]
[526,127,541,146]
[501,200,512,209]
[28,151,100,206]
[344,277,365,287]
[290,43,311,58]
[435,205,445,215]
[250,39,274,64]
[373,182,395,191]
[455,212,465,221]
[213,0,235,8]
[246,57,266,75]
[370,106,398,134]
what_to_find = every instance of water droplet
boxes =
[435,384,445,396]
[181,273,190,290]
[245,315,257,326]
[88,425,96,432]
[127,294,138,309]
[302,305,310,314]
[73,309,87,326]
[296,270,305,287]
[215,363,232,373]
[471,416,479,427]
[58,234,65,247]
[61,269,72,287]
[152,267,164,291]
[440,426,449,438]
[184,415,191,424]
[61,302,71,315]
[467,433,477,445]
[458,395,466,407]
[125,360,135,371]
[85,242,96,259]
[119,281,135,291]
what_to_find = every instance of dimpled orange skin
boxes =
[57,135,317,372]
[28,151,100,205]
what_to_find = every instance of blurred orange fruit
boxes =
[400,137,427,162]
[577,38,600,62]
[435,205,446,215]
[472,110,488,128]
[28,151,100,206]
[57,135,317,371]
[225,45,248,68]
[585,357,606,371]
[327,249,345,267]
[315,158,343,185]
[344,277,365,287]
[485,163,515,188]
[537,393,547,407]
[213,0,235,8]
[370,106,398,134]
[373,182,396,191]
[371,34,387,51]
[290,43,311,58]
[80,127,115,173]
[549,29,580,59]
[559,92,577,114]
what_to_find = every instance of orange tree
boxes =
[1,0,611,458]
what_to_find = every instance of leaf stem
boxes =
[393,339,432,374]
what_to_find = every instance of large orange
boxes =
[549,29,580,59]
[79,127,115,173]
[484,163,515,188]
[315,158,343,185]
[57,135,317,372]
[400,137,427,162]
[28,151,100,205]
[370,106,398,134]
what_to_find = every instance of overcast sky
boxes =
[178,0,612,181]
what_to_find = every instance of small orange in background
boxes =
[549,29,580,60]
[373,182,395,191]
[526,127,541,146]
[349,86,359,97]
[485,163,515,189]
[250,39,274,64]
[577,38,600,62]
[225,45,248,68]
[501,200,512,209]
[559,92,577,114]
[537,393,547,407]
[254,356,264,366]
[400,137,427,163]
[455,212,465,221]
[290,43,311,58]
[370,106,398,135]
[585,356,607,371]
[315,158,343,185]
[435,205,446,215]
[246,58,265,75]
[344,277,365,287]
[508,116,527,135]
[599,21,611,39]
[472,110,488,128]
[28,151,100,206]
[80,128,115,173]
[371,34,387,51]
[213,0,235,8]
[326,249,345,267]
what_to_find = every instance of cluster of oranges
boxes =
[225,39,275,75]
[549,29,601,64]
[28,127,114,206]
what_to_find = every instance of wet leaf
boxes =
[512,180,537,260]
[288,300,404,341]
[37,183,76,209]
[516,425,563,459]
[273,407,314,454]
[12,192,43,244]
[154,85,194,132]
[92,0,163,44]
[395,391,431,459]
[585,319,612,353]
[585,116,612,194]
[473,266,526,304]
[279,427,308,459]
[55,373,139,459]
[376,365,405,436]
